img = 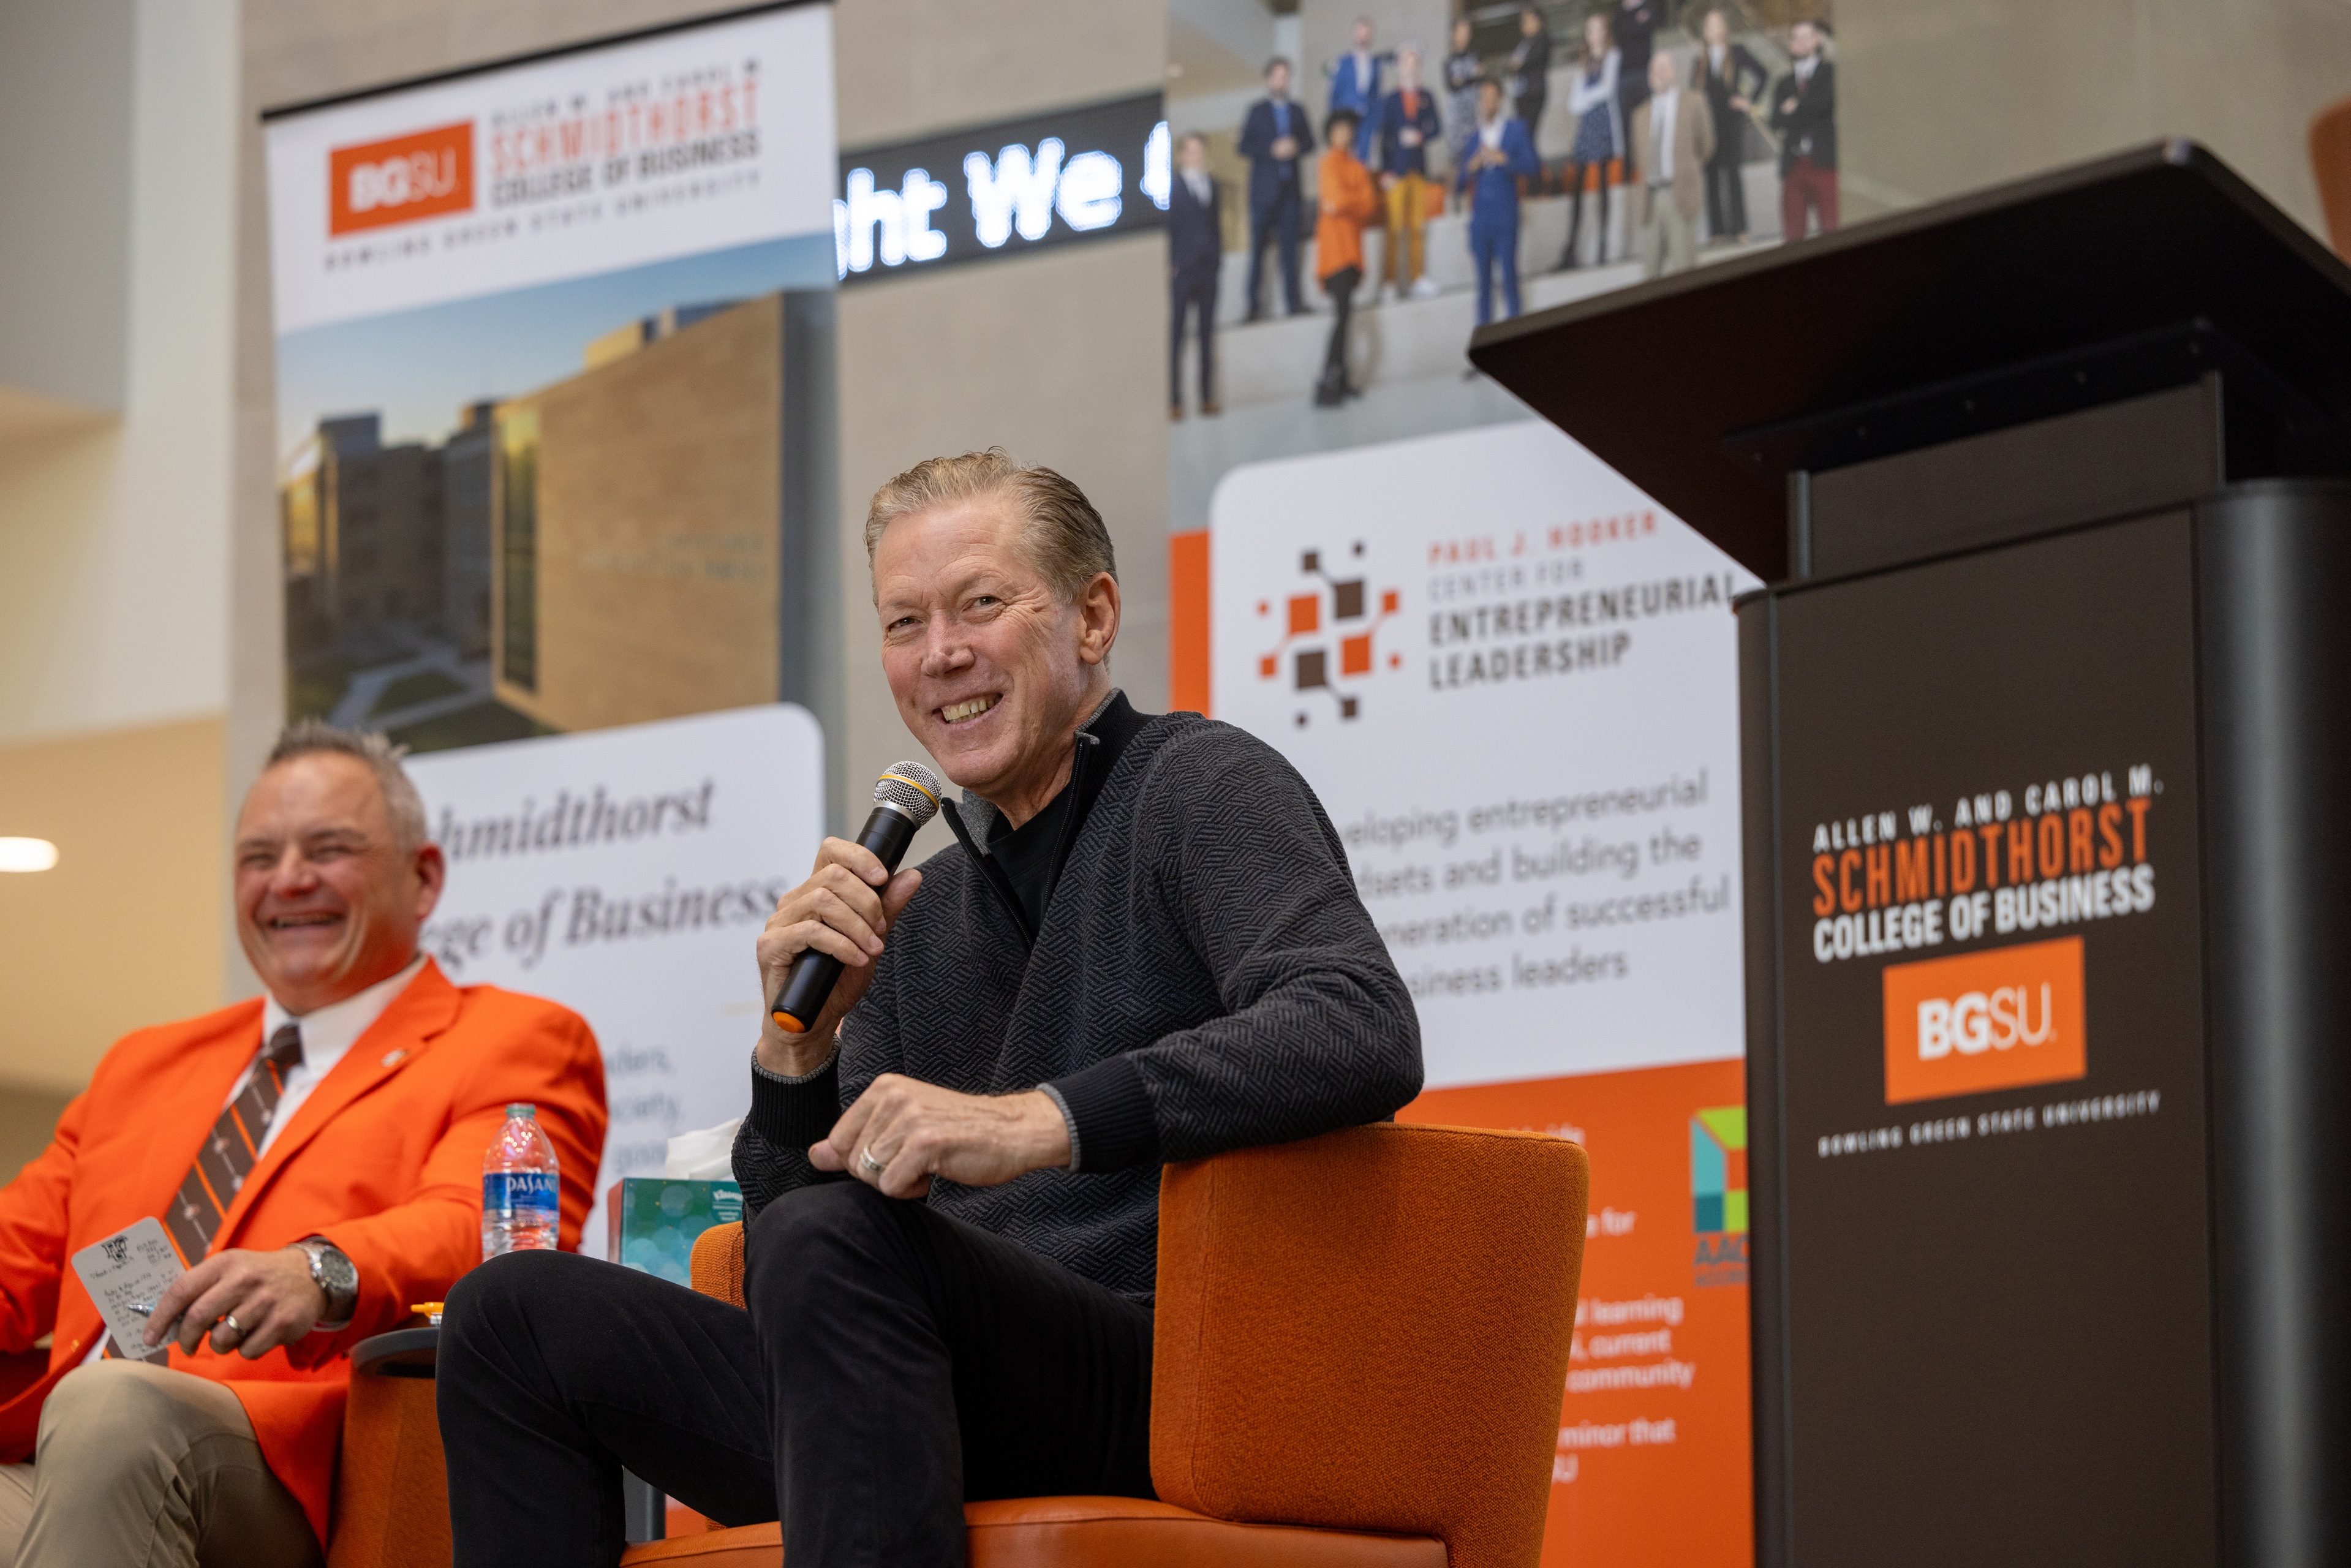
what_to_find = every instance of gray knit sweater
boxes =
[733,693,1424,1303]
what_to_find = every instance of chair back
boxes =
[1151,1122,1588,1568]
[2317,96,2351,257]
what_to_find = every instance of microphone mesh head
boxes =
[874,761,944,827]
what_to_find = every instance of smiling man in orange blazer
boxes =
[0,722,606,1567]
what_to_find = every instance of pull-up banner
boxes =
[1180,420,1762,1567]
[263,4,840,1254]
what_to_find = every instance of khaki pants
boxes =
[0,1360,320,1568]
[1383,172,1432,288]
[1637,192,1698,279]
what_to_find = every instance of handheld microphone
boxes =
[770,761,944,1034]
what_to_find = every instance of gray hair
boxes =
[265,720,429,854]
[864,448,1117,603]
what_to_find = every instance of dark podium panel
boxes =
[1471,144,2351,1567]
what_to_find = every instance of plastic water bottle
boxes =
[482,1103,560,1259]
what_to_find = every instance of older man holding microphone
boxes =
[439,450,1424,1566]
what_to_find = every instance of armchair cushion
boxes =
[1151,1122,1588,1568]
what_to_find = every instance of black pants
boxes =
[1247,185,1304,315]
[1703,149,1747,239]
[1169,260,1218,407]
[1564,161,1613,265]
[1319,264,1360,393]
[437,1181,1156,1567]
[1517,91,1546,158]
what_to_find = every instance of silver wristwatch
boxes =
[295,1237,359,1332]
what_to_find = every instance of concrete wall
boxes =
[0,0,134,418]
[0,0,239,747]
[1840,0,2351,234]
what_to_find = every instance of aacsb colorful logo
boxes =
[1881,935,2086,1104]
[1691,1107,1746,1287]
[330,121,475,236]
[1253,543,1399,726]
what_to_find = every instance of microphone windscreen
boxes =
[874,761,945,827]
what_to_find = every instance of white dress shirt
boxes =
[1183,167,1212,206]
[242,955,428,1158]
[1648,87,1679,184]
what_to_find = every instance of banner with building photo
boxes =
[263,4,839,1253]
[1174,418,1761,1566]
[264,1,837,753]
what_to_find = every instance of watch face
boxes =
[319,1247,357,1294]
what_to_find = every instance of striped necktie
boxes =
[110,1025,304,1360]
[164,1024,305,1265]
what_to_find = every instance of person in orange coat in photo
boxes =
[1313,106,1379,407]
[0,722,605,1567]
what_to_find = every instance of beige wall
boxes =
[1841,0,2351,234]
[0,719,228,1099]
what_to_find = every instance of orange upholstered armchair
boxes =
[330,1121,1588,1567]
[624,1122,1588,1568]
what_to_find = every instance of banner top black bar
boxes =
[259,0,826,124]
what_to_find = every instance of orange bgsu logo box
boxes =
[329,122,473,236]
[1881,936,2086,1105]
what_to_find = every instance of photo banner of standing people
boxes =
[1159,2,1838,464]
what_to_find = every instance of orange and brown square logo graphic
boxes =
[1881,935,2086,1104]
[329,121,474,236]
[1253,543,1398,726]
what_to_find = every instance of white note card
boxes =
[71,1218,184,1365]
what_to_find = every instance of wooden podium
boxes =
[1471,143,2351,1567]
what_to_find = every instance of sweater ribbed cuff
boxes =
[1044,1055,1158,1173]
[748,1048,842,1152]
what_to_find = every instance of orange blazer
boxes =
[0,959,605,1547]
[1315,148,1379,280]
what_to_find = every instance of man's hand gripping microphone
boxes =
[770,761,943,1033]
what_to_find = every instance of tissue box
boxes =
[605,1178,742,1285]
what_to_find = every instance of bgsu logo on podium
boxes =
[329,121,474,236]
[1881,935,2086,1104]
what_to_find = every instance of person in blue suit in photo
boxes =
[1457,77,1539,327]
[1326,15,1387,160]
[1239,56,1316,321]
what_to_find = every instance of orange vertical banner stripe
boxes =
[1169,529,1212,715]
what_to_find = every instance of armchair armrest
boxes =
[327,1347,451,1568]
[691,1221,747,1307]
[1152,1122,1588,1568]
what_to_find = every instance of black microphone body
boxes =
[771,763,941,1033]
